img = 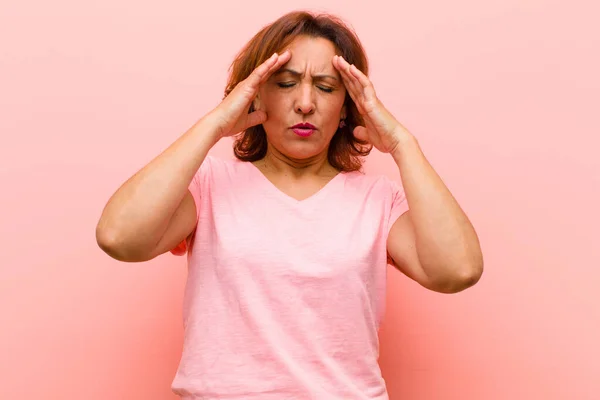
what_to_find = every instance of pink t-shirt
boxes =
[170,155,409,399]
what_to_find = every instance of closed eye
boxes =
[277,82,295,89]
[277,82,334,93]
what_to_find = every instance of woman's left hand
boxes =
[333,55,411,154]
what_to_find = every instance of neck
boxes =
[259,145,337,179]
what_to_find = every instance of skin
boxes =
[251,35,484,294]
[252,36,346,189]
[96,32,483,292]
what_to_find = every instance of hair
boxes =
[224,10,372,172]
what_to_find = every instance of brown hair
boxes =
[224,10,372,172]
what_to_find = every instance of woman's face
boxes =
[255,35,347,161]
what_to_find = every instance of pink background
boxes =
[1,0,598,399]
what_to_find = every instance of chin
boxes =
[281,141,329,160]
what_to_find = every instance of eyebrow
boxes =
[273,68,339,82]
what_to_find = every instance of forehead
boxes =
[281,36,338,70]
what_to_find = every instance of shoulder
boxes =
[194,155,259,191]
[343,169,403,196]
[196,155,248,176]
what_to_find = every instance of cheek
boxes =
[262,94,291,116]
[324,97,346,118]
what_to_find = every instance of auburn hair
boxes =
[224,10,372,172]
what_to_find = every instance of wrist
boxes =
[390,130,419,163]
[196,111,226,144]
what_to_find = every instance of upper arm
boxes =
[387,210,437,291]
[148,189,198,259]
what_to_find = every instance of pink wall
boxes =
[1,1,598,398]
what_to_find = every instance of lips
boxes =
[291,123,316,129]
[291,123,316,137]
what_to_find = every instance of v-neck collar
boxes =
[245,160,345,206]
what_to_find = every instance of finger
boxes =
[349,64,377,98]
[353,126,370,142]
[248,52,279,85]
[333,57,359,98]
[334,55,362,92]
[334,56,364,104]
[248,50,291,89]
[261,50,291,84]
[228,109,267,136]
[243,109,267,130]
[345,67,366,101]
[335,62,364,113]
[341,68,363,102]
[340,73,363,114]
[335,57,381,116]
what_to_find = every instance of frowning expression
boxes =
[255,35,347,159]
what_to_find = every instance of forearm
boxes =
[391,127,483,285]
[96,113,221,251]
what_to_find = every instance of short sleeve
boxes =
[388,179,409,233]
[169,156,213,256]
[188,158,210,225]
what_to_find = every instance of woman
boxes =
[96,10,483,400]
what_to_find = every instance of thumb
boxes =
[353,126,370,142]
[243,110,268,130]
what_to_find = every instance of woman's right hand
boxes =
[210,50,291,138]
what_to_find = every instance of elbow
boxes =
[453,265,483,292]
[429,260,484,294]
[96,223,116,254]
[96,224,155,263]
[95,225,127,261]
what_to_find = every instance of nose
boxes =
[294,84,315,115]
